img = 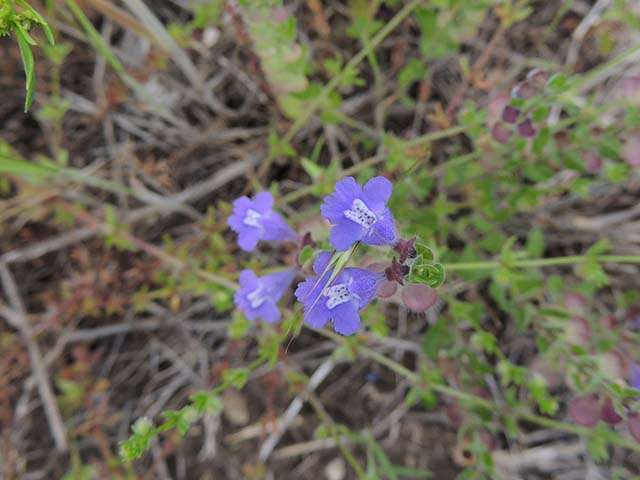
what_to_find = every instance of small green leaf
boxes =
[526,228,545,257]
[15,27,36,111]
[222,367,249,389]
[422,318,454,360]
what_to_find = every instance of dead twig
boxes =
[0,262,68,452]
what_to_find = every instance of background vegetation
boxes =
[1,0,640,478]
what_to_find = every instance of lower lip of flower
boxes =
[247,286,267,308]
[344,198,377,228]
[324,283,354,309]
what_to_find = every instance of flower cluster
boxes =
[296,176,411,334]
[295,252,382,335]
[488,68,549,144]
[569,365,640,442]
[227,191,298,323]
[227,176,442,335]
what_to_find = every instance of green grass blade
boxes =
[14,27,36,111]
[66,0,124,74]
[15,0,56,44]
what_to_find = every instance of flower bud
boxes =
[517,118,536,138]
[492,123,512,144]
[526,68,549,89]
[393,237,417,264]
[501,105,520,124]
[385,257,410,285]
[511,81,535,100]
[569,394,601,427]
[600,397,622,425]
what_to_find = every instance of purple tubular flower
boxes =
[234,268,297,323]
[631,364,640,390]
[295,252,382,335]
[227,192,296,251]
[320,176,397,251]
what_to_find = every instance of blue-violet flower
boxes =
[321,176,397,251]
[295,252,382,335]
[631,363,640,391]
[228,191,296,251]
[234,268,297,323]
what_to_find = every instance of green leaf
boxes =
[526,228,545,257]
[190,391,223,415]
[222,367,249,389]
[228,310,251,339]
[15,26,36,111]
[301,157,323,179]
[298,245,314,265]
[422,318,454,360]
[586,239,611,257]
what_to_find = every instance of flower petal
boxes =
[237,229,260,251]
[362,176,392,212]
[329,218,365,251]
[238,269,259,290]
[313,251,334,276]
[321,177,362,224]
[362,208,396,246]
[253,191,274,214]
[228,196,252,231]
[347,269,382,307]
[305,301,331,329]
[332,301,360,335]
[263,268,297,301]
[631,363,640,390]
[262,211,296,242]
[255,301,281,323]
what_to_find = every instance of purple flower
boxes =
[321,176,397,251]
[234,268,296,323]
[228,192,296,251]
[631,364,640,390]
[295,252,382,335]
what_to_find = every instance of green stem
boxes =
[354,343,640,453]
[277,124,468,206]
[403,125,467,148]
[574,43,640,91]
[443,254,640,272]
